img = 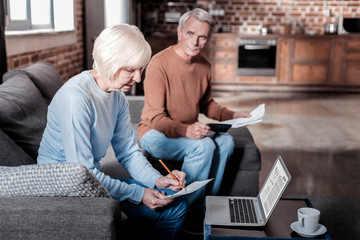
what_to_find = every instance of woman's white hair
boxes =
[92,24,152,80]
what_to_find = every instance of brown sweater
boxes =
[138,46,234,139]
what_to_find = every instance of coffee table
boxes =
[204,198,332,240]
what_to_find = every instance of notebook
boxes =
[205,155,291,227]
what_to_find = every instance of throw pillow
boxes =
[0,72,48,160]
[0,163,110,198]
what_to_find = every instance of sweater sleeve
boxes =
[200,84,235,121]
[54,89,160,204]
[60,95,141,203]
[111,97,163,187]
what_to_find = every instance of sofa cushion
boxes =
[228,127,262,171]
[0,128,36,166]
[3,62,62,105]
[0,163,110,197]
[0,197,123,240]
[126,95,145,124]
[0,72,48,160]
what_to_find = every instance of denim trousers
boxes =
[119,178,188,240]
[140,129,234,205]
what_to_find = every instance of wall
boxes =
[5,0,84,82]
[138,0,360,35]
[211,0,360,34]
[4,0,359,83]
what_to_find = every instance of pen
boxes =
[159,159,185,189]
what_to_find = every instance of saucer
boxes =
[291,221,327,238]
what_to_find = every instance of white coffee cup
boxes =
[297,207,320,233]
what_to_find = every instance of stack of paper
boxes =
[162,179,213,199]
[220,103,265,128]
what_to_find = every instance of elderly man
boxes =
[139,8,251,205]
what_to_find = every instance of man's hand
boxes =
[185,122,211,139]
[155,170,186,191]
[233,110,252,119]
[142,188,173,211]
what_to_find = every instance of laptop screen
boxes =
[259,157,291,219]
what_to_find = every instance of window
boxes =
[5,0,74,32]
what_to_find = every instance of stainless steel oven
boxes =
[238,38,277,76]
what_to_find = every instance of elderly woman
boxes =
[37,24,188,240]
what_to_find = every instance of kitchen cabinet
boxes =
[208,34,277,91]
[329,37,360,86]
[279,37,330,85]
[341,39,360,85]
[292,39,329,84]
[209,33,360,92]
[209,35,238,83]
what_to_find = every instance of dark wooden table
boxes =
[204,199,332,239]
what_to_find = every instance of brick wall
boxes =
[211,0,360,34]
[6,0,84,82]
[5,0,359,83]
[138,0,360,35]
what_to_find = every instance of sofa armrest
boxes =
[3,62,63,105]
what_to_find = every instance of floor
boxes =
[214,91,360,199]
[184,91,360,240]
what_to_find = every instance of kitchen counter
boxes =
[208,33,360,92]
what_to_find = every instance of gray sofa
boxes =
[0,63,123,240]
[0,62,261,239]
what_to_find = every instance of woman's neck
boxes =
[90,69,109,92]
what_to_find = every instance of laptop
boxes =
[205,155,291,227]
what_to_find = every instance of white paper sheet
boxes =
[220,103,265,128]
[162,178,213,199]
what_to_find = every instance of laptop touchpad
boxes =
[208,204,228,219]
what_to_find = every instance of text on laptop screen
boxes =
[259,159,290,219]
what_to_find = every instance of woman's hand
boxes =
[142,188,173,211]
[155,170,186,191]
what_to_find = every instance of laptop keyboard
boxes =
[229,198,258,223]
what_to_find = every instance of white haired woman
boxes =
[37,24,188,240]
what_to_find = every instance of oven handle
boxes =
[244,45,271,50]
